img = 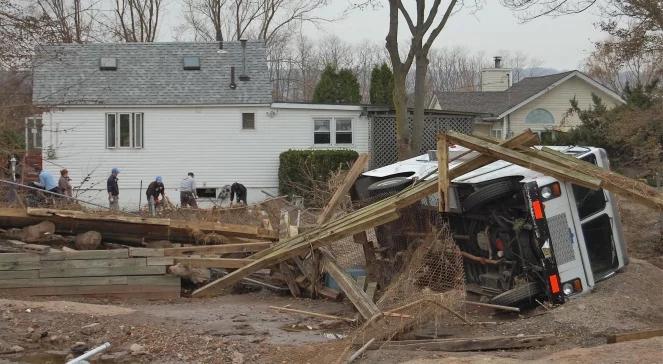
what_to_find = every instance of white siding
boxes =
[41,105,368,210]
[508,76,620,135]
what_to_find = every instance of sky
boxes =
[162,1,608,71]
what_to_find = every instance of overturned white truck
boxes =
[352,146,628,306]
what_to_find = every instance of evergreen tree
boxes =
[337,69,361,104]
[370,63,394,106]
[312,65,361,104]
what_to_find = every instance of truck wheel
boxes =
[462,180,520,212]
[367,177,412,196]
[490,281,542,306]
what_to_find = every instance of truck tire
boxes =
[367,177,412,196]
[490,281,542,306]
[462,180,520,212]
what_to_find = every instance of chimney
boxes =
[239,39,250,81]
[494,56,502,68]
[229,66,237,89]
[480,55,511,92]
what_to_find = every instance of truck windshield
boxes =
[582,214,619,278]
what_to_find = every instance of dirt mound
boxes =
[618,196,663,268]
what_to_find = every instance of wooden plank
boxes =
[163,242,272,256]
[174,257,253,269]
[437,133,449,212]
[0,276,128,288]
[279,262,301,297]
[27,207,170,225]
[356,275,366,291]
[128,275,181,286]
[40,249,129,261]
[170,220,279,240]
[40,258,147,270]
[365,282,377,302]
[0,284,179,298]
[0,253,38,263]
[0,260,40,271]
[371,334,556,351]
[146,257,175,266]
[607,329,663,344]
[322,252,380,320]
[39,265,166,278]
[316,153,369,224]
[0,270,39,279]
[129,248,165,257]
[444,131,602,189]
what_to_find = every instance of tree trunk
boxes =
[412,54,429,155]
[393,70,411,160]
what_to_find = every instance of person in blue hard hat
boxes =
[107,168,120,211]
[146,176,165,216]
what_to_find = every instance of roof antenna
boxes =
[229,66,237,90]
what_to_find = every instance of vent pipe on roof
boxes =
[230,66,237,89]
[494,56,502,68]
[239,39,250,81]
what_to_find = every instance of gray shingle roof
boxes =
[436,71,576,116]
[33,41,272,105]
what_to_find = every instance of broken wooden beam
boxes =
[606,328,663,344]
[369,334,556,351]
[173,257,253,269]
[437,133,449,212]
[321,252,380,320]
[444,131,602,189]
[316,153,369,224]
[163,242,272,256]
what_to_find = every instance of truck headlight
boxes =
[562,282,574,295]
[540,182,561,201]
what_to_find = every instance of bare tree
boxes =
[179,0,328,46]
[0,0,101,69]
[113,0,162,42]
[387,0,473,160]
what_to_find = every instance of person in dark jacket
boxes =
[146,176,165,216]
[230,182,247,205]
[107,168,120,210]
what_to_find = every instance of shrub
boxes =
[278,149,359,206]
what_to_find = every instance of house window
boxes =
[490,129,502,140]
[335,119,352,144]
[106,113,144,149]
[25,117,43,150]
[242,113,255,129]
[314,119,331,144]
[525,108,555,124]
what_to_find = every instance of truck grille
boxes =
[547,213,576,266]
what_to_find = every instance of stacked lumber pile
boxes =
[0,207,278,243]
[0,248,179,299]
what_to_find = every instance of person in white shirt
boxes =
[179,172,198,208]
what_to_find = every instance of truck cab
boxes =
[354,146,628,306]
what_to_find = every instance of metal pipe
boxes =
[65,342,111,364]
[0,179,139,216]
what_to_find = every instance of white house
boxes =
[32,41,369,209]
[429,58,625,140]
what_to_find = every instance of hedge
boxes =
[278,149,359,206]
